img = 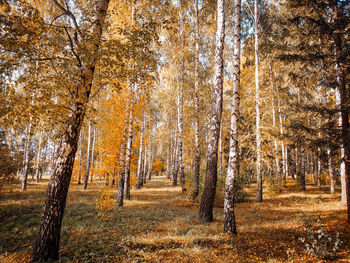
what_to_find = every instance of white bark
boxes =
[254,0,262,202]
[224,0,240,234]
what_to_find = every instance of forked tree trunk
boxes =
[83,121,92,190]
[224,0,240,235]
[32,0,110,260]
[254,0,262,203]
[199,0,225,222]
[192,0,201,200]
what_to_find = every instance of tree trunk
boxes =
[90,126,96,183]
[328,147,335,194]
[317,147,321,187]
[167,135,171,179]
[177,84,185,190]
[136,118,144,189]
[193,0,201,200]
[117,138,126,206]
[78,131,82,185]
[199,0,225,222]
[300,147,306,190]
[147,130,153,181]
[254,0,262,203]
[285,145,289,179]
[32,0,110,260]
[22,121,32,191]
[124,111,133,200]
[83,121,92,190]
[172,128,178,186]
[224,0,240,235]
[143,136,147,185]
[333,2,350,220]
[35,130,43,183]
[270,65,281,192]
[218,124,223,179]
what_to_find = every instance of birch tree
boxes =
[224,0,241,234]
[199,0,225,222]
[32,0,110,260]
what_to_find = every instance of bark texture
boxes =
[224,0,240,235]
[192,0,201,200]
[117,138,126,206]
[199,0,225,222]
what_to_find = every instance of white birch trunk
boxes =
[83,121,92,190]
[254,0,262,202]
[224,0,240,234]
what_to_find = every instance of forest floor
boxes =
[0,175,350,263]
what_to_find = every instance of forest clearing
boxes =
[1,175,349,262]
[1,0,349,262]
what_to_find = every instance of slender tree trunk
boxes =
[177,84,185,190]
[199,0,225,222]
[285,145,289,179]
[270,65,281,192]
[32,1,110,260]
[328,147,335,194]
[317,147,321,187]
[218,124,223,179]
[311,153,315,184]
[136,119,144,189]
[224,0,240,235]
[117,138,126,206]
[300,148,306,190]
[124,111,133,200]
[172,128,178,186]
[83,121,92,190]
[35,130,43,183]
[147,130,153,181]
[90,126,96,183]
[167,135,171,179]
[22,121,32,191]
[78,131,82,185]
[254,0,262,203]
[193,0,201,200]
[143,137,147,185]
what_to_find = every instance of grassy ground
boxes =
[0,176,349,262]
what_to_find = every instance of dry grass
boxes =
[0,176,349,262]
